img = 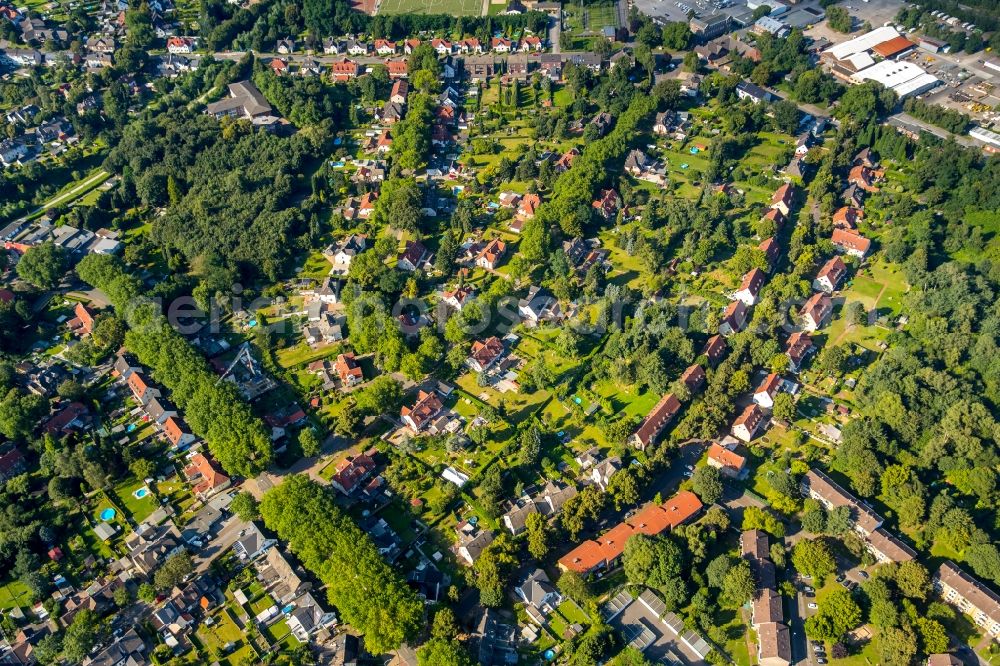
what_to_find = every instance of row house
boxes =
[934,561,1000,639]
[630,393,682,451]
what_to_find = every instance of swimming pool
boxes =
[126,423,137,432]
[133,487,149,499]
[100,508,116,521]
[543,649,556,660]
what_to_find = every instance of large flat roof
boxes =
[824,26,901,60]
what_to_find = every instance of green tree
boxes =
[17,242,67,289]
[298,428,321,457]
[792,538,836,583]
[416,638,473,666]
[525,511,549,560]
[230,491,260,522]
[772,392,797,423]
[691,466,723,505]
[154,550,193,590]
[827,6,852,32]
[62,609,102,663]
[721,559,756,608]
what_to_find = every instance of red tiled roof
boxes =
[335,353,363,383]
[401,390,443,429]
[633,393,682,447]
[734,404,764,432]
[785,331,813,364]
[755,373,782,399]
[738,268,767,297]
[331,451,377,493]
[771,183,794,207]
[681,364,706,393]
[832,228,871,255]
[802,292,832,324]
[559,491,703,573]
[817,256,847,287]
[163,416,190,446]
[708,442,747,471]
[184,453,229,495]
[702,335,727,363]
[470,337,504,368]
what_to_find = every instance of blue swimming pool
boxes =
[100,508,116,521]
[127,423,137,432]
[133,487,149,499]
[544,649,556,660]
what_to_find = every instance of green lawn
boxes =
[377,0,482,16]
[0,580,31,611]
[113,479,158,523]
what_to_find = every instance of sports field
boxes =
[377,0,482,15]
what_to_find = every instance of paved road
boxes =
[193,514,250,574]
[549,14,561,54]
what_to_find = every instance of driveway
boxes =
[193,515,250,574]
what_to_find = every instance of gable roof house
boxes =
[732,404,765,442]
[752,373,784,410]
[591,456,622,491]
[516,569,562,625]
[456,523,495,565]
[719,299,749,336]
[502,500,538,535]
[163,416,195,449]
[681,364,707,394]
[813,256,848,293]
[401,390,444,432]
[127,371,160,406]
[121,523,183,576]
[558,491,703,574]
[334,353,363,388]
[736,80,772,104]
[330,450,378,495]
[475,238,507,270]
[757,621,792,666]
[770,183,795,217]
[831,228,871,259]
[467,336,505,373]
[205,81,274,122]
[286,592,337,642]
[183,453,231,499]
[257,548,310,604]
[591,188,620,220]
[734,268,767,306]
[330,58,360,81]
[233,523,277,562]
[518,286,559,324]
[145,396,177,425]
[848,165,882,192]
[800,469,884,536]
[833,206,862,229]
[397,240,429,272]
[800,293,833,332]
[702,334,728,366]
[934,561,1000,638]
[784,331,814,372]
[630,393,682,450]
[707,442,748,478]
[759,237,780,272]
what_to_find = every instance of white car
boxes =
[808,602,818,609]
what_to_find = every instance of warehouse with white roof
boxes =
[821,26,940,98]
[850,60,940,98]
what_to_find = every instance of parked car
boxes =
[808,603,819,609]
[804,586,815,592]
[858,571,870,579]
[818,659,828,664]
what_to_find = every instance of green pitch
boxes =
[377,0,483,16]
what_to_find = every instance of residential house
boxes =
[707,442,748,478]
[770,183,795,217]
[82,628,146,666]
[163,416,195,449]
[592,188,620,220]
[330,450,378,495]
[833,206,862,229]
[752,373,784,409]
[702,334,727,366]
[813,256,847,293]
[800,293,832,332]
[0,447,27,482]
[720,299,749,336]
[475,238,507,270]
[456,522,495,565]
[681,364,707,394]
[831,228,871,258]
[286,592,337,642]
[330,58,360,81]
[534,479,578,516]
[275,38,295,54]
[734,268,767,306]
[400,390,444,432]
[558,491,702,574]
[759,237,780,272]
[800,469,883,536]
[183,453,231,499]
[335,353,363,388]
[842,183,866,209]
[467,337,505,373]
[934,562,1000,639]
[736,80,772,104]
[689,13,730,39]
[205,81,274,121]
[848,165,882,192]
[784,331,814,372]
[761,207,785,231]
[630,393,682,450]
[442,284,475,311]
[385,59,408,79]
[518,286,558,324]
[590,112,614,136]
[232,523,276,561]
[397,240,429,271]
[145,396,177,426]
[257,548,310,604]
[591,456,622,491]
[516,569,561,625]
[166,36,195,53]
[867,528,917,564]
[757,622,792,666]
[374,39,396,55]
[390,79,409,105]
[127,371,160,406]
[502,500,538,535]
[732,404,765,442]
[517,193,541,220]
[491,37,512,52]
[121,522,183,575]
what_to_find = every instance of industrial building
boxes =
[822,27,940,99]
